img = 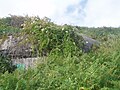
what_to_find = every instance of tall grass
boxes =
[0,17,120,90]
[0,37,120,90]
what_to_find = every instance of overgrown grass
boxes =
[0,17,120,90]
[0,38,120,90]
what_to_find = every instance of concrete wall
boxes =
[11,57,45,69]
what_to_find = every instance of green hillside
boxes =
[0,16,120,90]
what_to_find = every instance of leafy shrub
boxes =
[0,49,119,90]
[20,17,83,56]
[0,16,120,90]
[0,55,16,73]
[0,24,20,38]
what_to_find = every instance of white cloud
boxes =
[52,0,120,27]
[50,0,85,25]
[0,0,120,27]
[0,0,55,17]
[84,0,120,27]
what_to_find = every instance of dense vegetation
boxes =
[0,15,120,90]
[0,56,16,73]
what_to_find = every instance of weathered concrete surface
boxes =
[0,32,100,69]
[0,35,35,58]
[78,33,100,52]
[11,57,45,69]
[0,31,100,57]
[0,36,15,50]
[71,30,100,52]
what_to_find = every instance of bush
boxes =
[0,16,120,90]
[19,17,83,57]
[0,50,119,90]
[0,55,16,73]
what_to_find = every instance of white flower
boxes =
[73,42,75,45]
[41,28,44,32]
[46,30,48,33]
[62,28,64,30]
[86,41,89,43]
[21,24,26,27]
[32,20,35,23]
[65,31,68,33]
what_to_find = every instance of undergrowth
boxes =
[0,16,120,90]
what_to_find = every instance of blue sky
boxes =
[0,0,120,27]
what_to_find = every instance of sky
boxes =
[0,0,120,27]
